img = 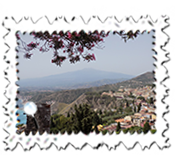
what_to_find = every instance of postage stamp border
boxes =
[2,15,170,150]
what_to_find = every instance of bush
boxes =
[137,96,145,101]
[124,107,133,113]
[123,128,129,134]
[143,121,151,134]
[128,95,136,99]
[102,130,108,135]
[116,130,121,134]
[151,129,157,134]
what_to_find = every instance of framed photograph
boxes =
[2,15,169,150]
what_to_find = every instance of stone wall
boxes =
[24,103,51,135]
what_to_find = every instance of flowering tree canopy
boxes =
[16,30,140,66]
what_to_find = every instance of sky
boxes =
[17,31,155,80]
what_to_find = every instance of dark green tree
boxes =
[123,128,129,134]
[102,129,108,135]
[150,129,156,134]
[99,109,102,115]
[67,112,70,117]
[134,106,137,113]
[125,107,132,113]
[71,104,102,134]
[118,106,123,114]
[148,97,154,104]
[143,121,151,134]
[137,96,145,101]
[126,100,129,107]
[50,114,72,134]
[116,122,121,132]
[92,112,102,133]
[137,103,141,113]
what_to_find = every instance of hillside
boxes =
[51,102,69,114]
[28,71,154,115]
[58,92,123,116]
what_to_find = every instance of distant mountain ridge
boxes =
[17,68,134,90]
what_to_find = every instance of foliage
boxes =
[16,30,105,66]
[123,128,129,134]
[150,129,157,134]
[128,95,136,99]
[147,97,154,104]
[99,109,103,115]
[16,124,24,128]
[84,91,116,111]
[118,105,123,113]
[94,94,101,102]
[116,122,121,132]
[50,103,102,135]
[126,100,129,107]
[102,129,108,135]
[134,106,137,113]
[116,130,121,134]
[143,121,151,134]
[16,30,140,66]
[67,112,70,117]
[122,30,140,41]
[147,84,156,89]
[122,126,143,134]
[124,107,133,113]
[137,103,141,113]
[137,96,145,101]
[111,90,115,93]
[102,112,134,124]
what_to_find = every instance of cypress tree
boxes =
[143,121,151,134]
[116,122,121,132]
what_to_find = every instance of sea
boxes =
[16,99,27,127]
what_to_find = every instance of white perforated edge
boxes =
[2,16,169,150]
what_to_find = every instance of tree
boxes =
[143,121,151,134]
[91,112,102,133]
[16,30,140,66]
[116,122,121,132]
[150,129,156,134]
[102,129,108,135]
[104,109,108,116]
[123,128,129,134]
[16,30,105,65]
[134,106,137,113]
[50,114,72,134]
[71,104,102,134]
[99,109,102,115]
[147,97,154,105]
[124,107,132,113]
[137,96,145,101]
[126,100,129,107]
[137,103,141,113]
[67,112,70,117]
[118,106,123,114]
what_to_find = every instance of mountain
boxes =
[17,68,134,90]
[27,71,154,114]
[65,78,129,89]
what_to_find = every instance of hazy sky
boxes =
[17,31,155,80]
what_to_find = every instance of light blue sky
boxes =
[17,31,155,80]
